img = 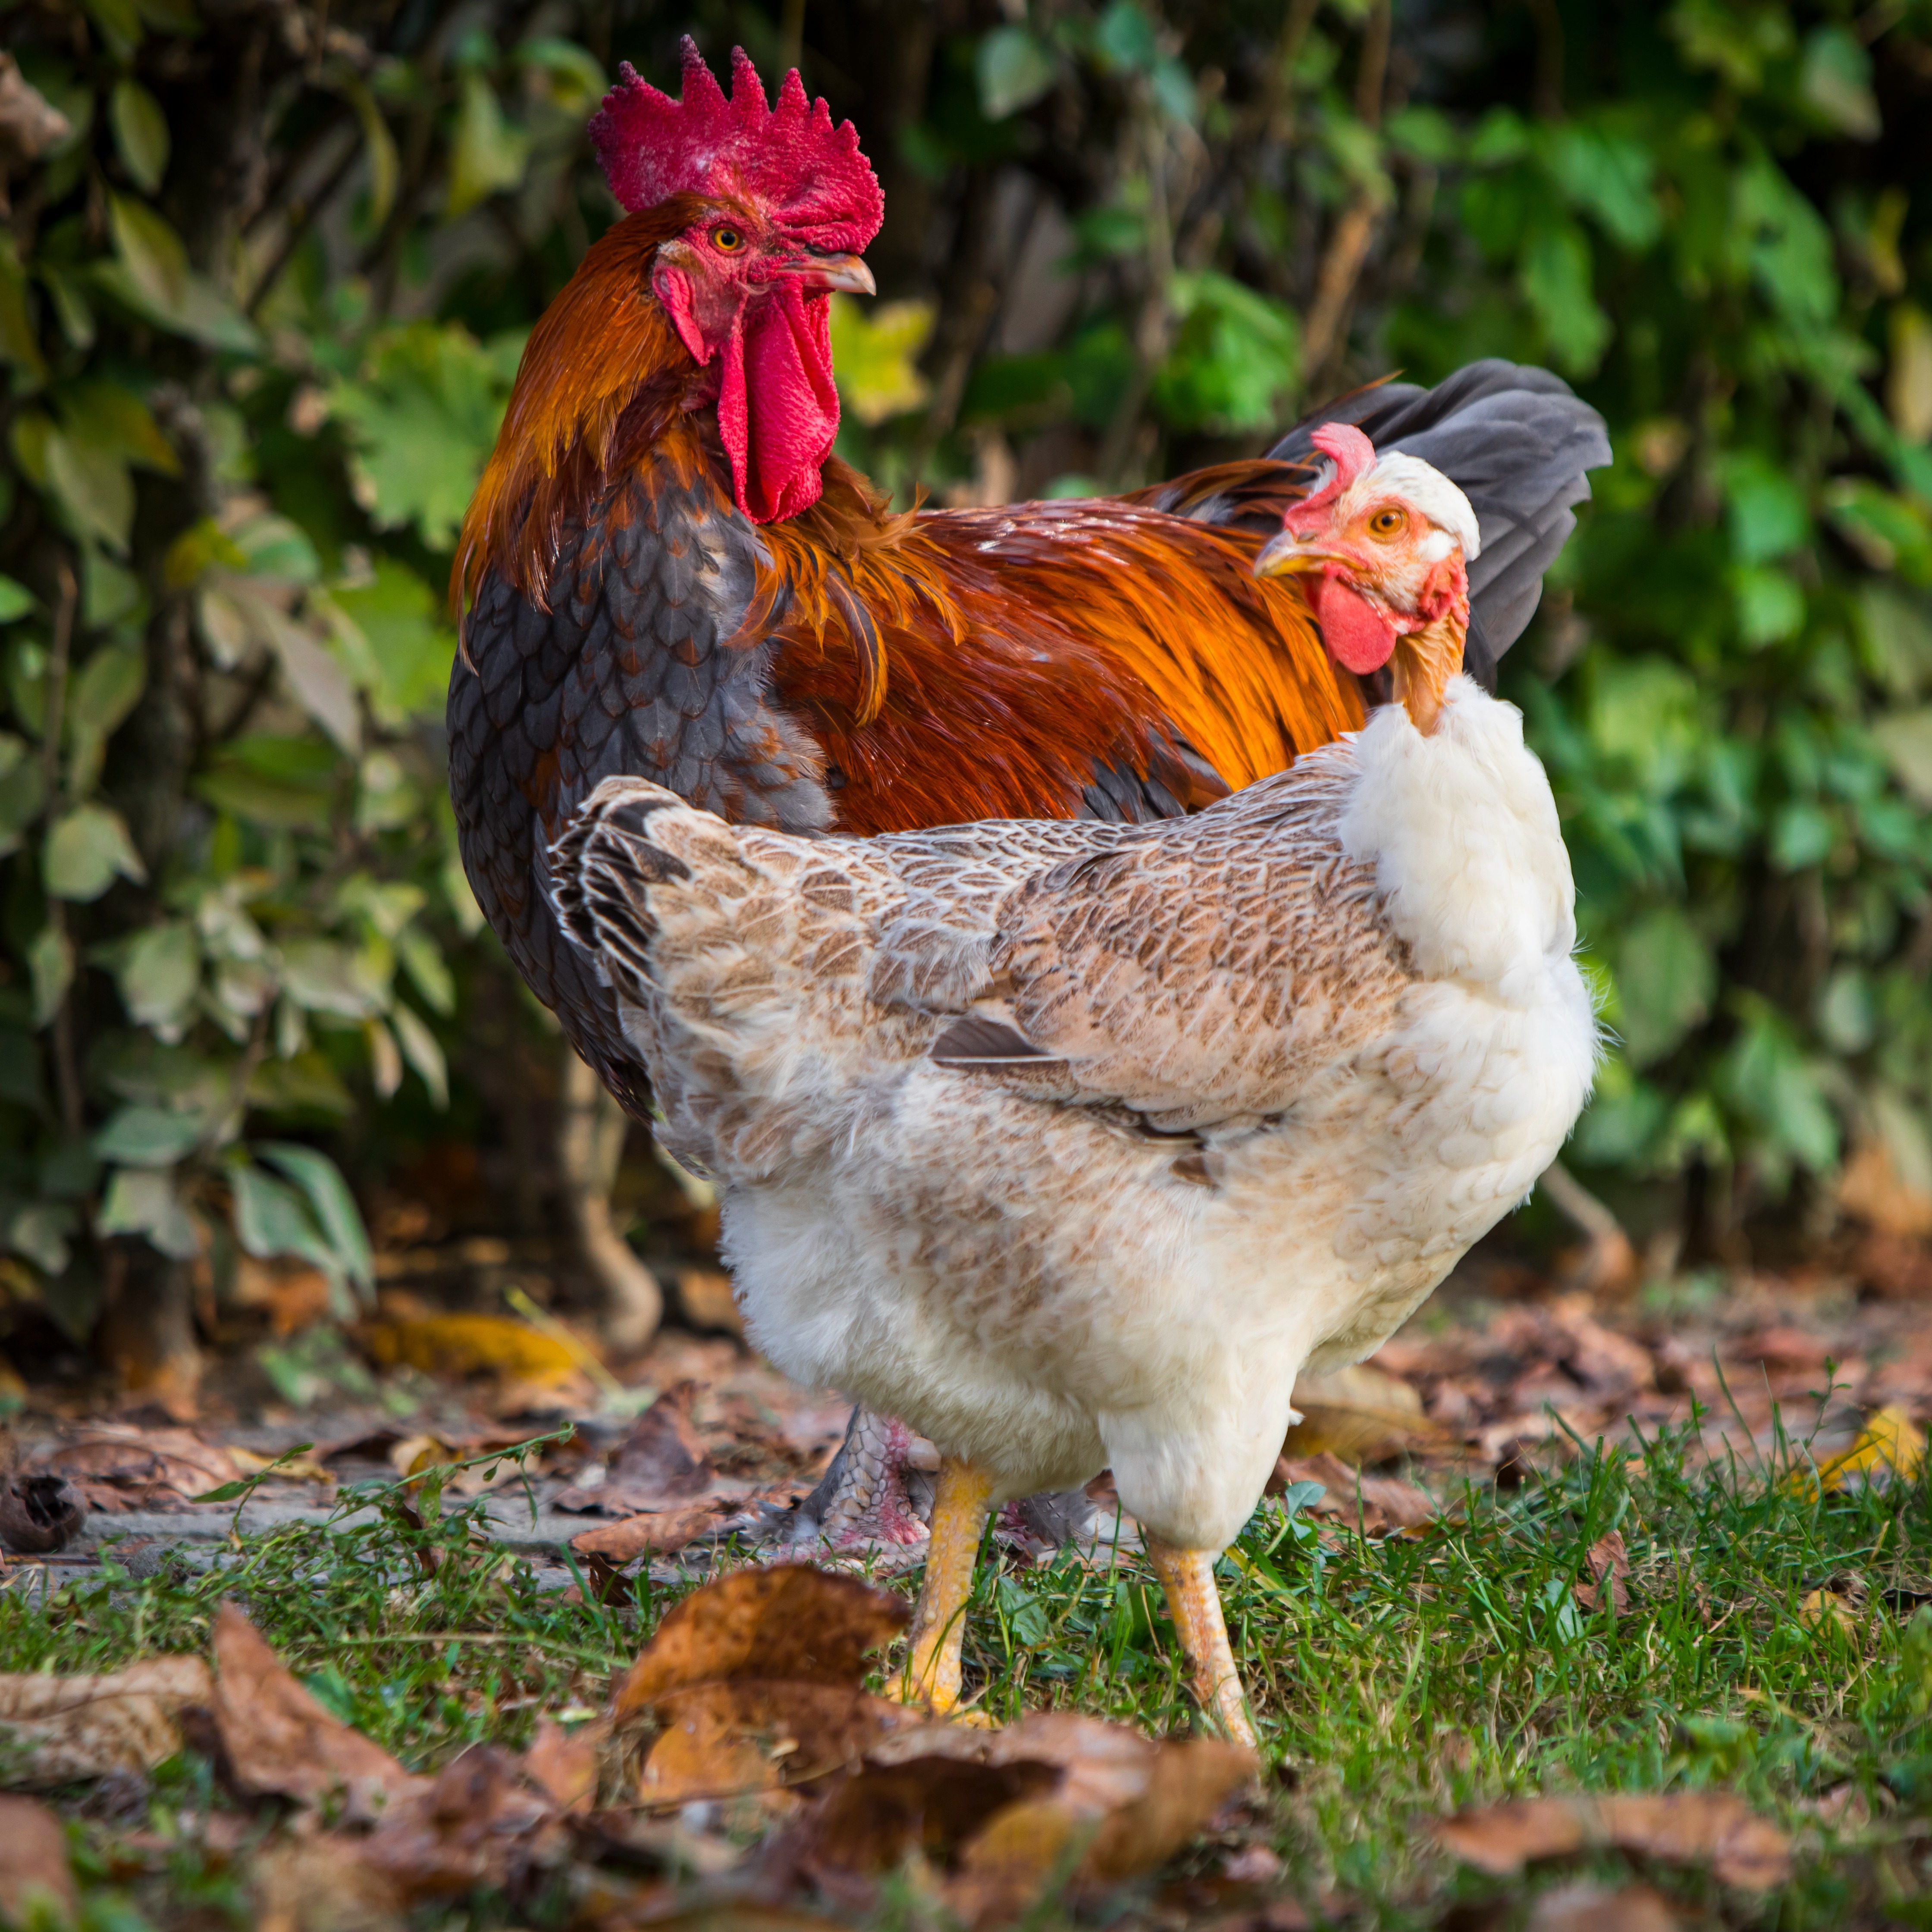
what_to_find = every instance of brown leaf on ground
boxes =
[252,1835,405,1932]
[38,1424,239,1510]
[611,1567,909,1719]
[1432,1791,1790,1890]
[637,1682,932,1806]
[555,1383,715,1515]
[676,1267,746,1336]
[1527,1882,1678,1932]
[0,1471,86,1552]
[211,1602,426,1817]
[355,1745,561,1900]
[569,1504,722,1564]
[1573,1531,1632,1616]
[0,1794,78,1922]
[1281,1364,1455,1466]
[799,1753,1060,1881]
[1270,1451,1438,1533]
[523,1716,610,1813]
[0,1655,210,1780]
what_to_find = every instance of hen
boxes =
[547,427,1599,1743]
[447,40,1608,1540]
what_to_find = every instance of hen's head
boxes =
[1254,423,1480,681]
[589,41,883,524]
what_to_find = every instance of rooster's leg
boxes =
[1145,1537,1258,1749]
[894,1457,994,1714]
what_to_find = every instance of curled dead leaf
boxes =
[1432,1790,1790,1891]
[1797,1587,1860,1637]
[1281,1364,1454,1466]
[523,1715,610,1814]
[1792,1404,1926,1499]
[1270,1450,1437,1534]
[0,1794,77,1923]
[0,1471,86,1553]
[40,1424,239,1510]
[363,1311,582,1390]
[611,1566,908,1720]
[569,1504,721,1565]
[1573,1531,1631,1617]
[0,1654,210,1781]
[555,1383,715,1515]
[253,1836,405,1932]
[355,1745,559,1900]
[211,1602,426,1818]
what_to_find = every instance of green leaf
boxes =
[260,1141,373,1297]
[27,925,72,1029]
[1769,800,1835,872]
[44,429,133,554]
[109,78,170,191]
[1720,1008,1840,1175]
[97,1167,200,1260]
[977,27,1057,119]
[337,73,398,229]
[58,378,180,476]
[1723,453,1810,564]
[0,577,32,624]
[1519,222,1611,376]
[446,72,530,219]
[1734,567,1805,646]
[67,640,147,748]
[93,1103,206,1166]
[99,195,259,353]
[397,928,454,1015]
[119,920,200,1037]
[1155,272,1299,433]
[389,1000,448,1109]
[44,802,146,900]
[0,236,47,385]
[229,1160,342,1287]
[828,296,934,428]
[320,560,454,726]
[277,938,379,1017]
[1872,708,1932,808]
[1800,25,1879,141]
[1546,124,1661,253]
[5,1202,76,1275]
[0,737,47,858]
[326,323,516,549]
[517,37,607,118]
[1615,908,1716,1068]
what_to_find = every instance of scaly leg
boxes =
[1145,1536,1258,1749]
[894,1457,994,1714]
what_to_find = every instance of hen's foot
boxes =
[1145,1536,1258,1750]
[788,1408,937,1556]
[893,1456,994,1714]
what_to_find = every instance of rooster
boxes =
[548,426,1598,1741]
[447,40,1608,1538]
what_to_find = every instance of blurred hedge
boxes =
[0,0,1927,1349]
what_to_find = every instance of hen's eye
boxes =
[712,226,744,253]
[1368,508,1405,537]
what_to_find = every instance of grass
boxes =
[5,1407,1932,1928]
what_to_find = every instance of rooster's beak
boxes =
[790,252,876,296]
[1253,531,1352,580]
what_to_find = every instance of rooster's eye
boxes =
[712,226,745,253]
[1368,508,1406,538]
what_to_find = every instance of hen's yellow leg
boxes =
[895,1457,994,1714]
[1145,1536,1258,1749]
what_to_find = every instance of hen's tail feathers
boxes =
[1270,360,1612,687]
[548,776,694,997]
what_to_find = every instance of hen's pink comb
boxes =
[589,38,883,254]
[1282,421,1376,533]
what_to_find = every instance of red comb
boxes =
[1282,421,1377,533]
[590,38,883,254]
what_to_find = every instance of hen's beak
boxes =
[790,252,876,296]
[1254,530,1352,579]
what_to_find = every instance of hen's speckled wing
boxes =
[932,744,1418,1132]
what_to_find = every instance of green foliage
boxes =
[0,0,1928,1339]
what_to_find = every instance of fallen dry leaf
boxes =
[212,1602,426,1817]
[569,1504,722,1564]
[1282,1363,1455,1466]
[523,1715,609,1814]
[0,1655,210,1781]
[1527,1881,1678,1932]
[638,1680,930,1806]
[612,1566,909,1720]
[556,1383,715,1515]
[0,1794,77,1923]
[0,1470,86,1552]
[1271,1450,1438,1534]
[355,1744,560,1900]
[1433,1790,1790,1890]
[1573,1531,1631,1616]
[252,1835,405,1932]
[1797,1587,1860,1637]
[363,1311,581,1390]
[39,1424,239,1510]
[799,1752,1060,1881]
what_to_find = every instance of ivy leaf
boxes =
[27,925,73,1029]
[97,194,259,353]
[0,236,47,385]
[44,429,133,554]
[1615,908,1716,1068]
[1519,221,1612,376]
[118,920,201,1038]
[43,803,147,900]
[445,72,530,219]
[259,1141,374,1298]
[97,1167,200,1260]
[230,1159,349,1299]
[110,78,170,191]
[389,1000,448,1109]
[67,640,147,749]
[0,577,32,624]
[976,27,1057,119]
[1873,708,1932,808]
[92,1103,207,1166]
[1800,26,1879,141]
